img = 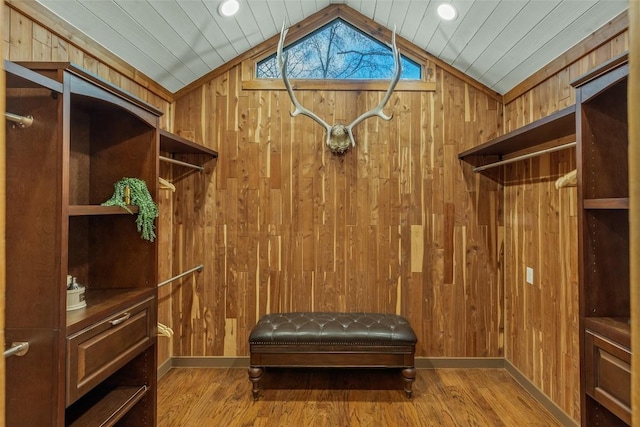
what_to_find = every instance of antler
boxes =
[277,23,333,147]
[277,23,402,153]
[346,28,402,147]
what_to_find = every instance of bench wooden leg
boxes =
[401,367,416,399]
[248,366,263,401]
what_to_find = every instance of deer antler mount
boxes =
[277,24,402,154]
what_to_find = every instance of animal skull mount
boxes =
[277,24,402,154]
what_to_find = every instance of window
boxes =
[257,19,421,80]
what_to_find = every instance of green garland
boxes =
[101,177,159,242]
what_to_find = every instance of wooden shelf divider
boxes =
[583,198,630,210]
[159,129,218,157]
[458,104,576,167]
[67,385,149,427]
[68,205,139,216]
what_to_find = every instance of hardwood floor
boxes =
[157,367,563,426]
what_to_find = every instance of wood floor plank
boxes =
[157,368,564,427]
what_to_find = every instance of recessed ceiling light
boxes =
[218,0,239,17]
[437,3,458,21]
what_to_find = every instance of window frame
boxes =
[256,18,423,82]
[241,16,436,93]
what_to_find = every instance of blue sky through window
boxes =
[257,19,421,80]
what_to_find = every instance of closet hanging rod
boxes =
[473,142,577,173]
[159,155,205,172]
[158,264,204,288]
[5,112,34,128]
[4,341,29,358]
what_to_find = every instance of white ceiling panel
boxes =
[437,1,499,65]
[399,1,432,41]
[283,0,305,24]
[372,0,394,26]
[151,1,224,69]
[300,0,319,18]
[36,0,628,94]
[482,1,595,80]
[463,1,559,84]
[177,1,239,62]
[267,1,290,30]
[493,0,628,91]
[247,1,276,39]
[357,0,377,18]
[450,1,526,73]
[383,1,410,32]
[424,1,477,58]
[115,1,211,76]
[407,2,441,50]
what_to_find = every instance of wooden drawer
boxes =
[66,297,154,405]
[585,330,631,425]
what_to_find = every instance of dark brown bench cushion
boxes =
[249,312,417,345]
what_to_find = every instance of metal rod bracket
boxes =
[5,112,34,128]
[4,342,29,358]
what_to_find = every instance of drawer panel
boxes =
[67,297,154,405]
[585,330,631,425]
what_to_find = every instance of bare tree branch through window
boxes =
[257,19,421,80]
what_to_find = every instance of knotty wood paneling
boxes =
[502,31,628,423]
[629,2,640,420]
[1,5,6,425]
[171,33,503,360]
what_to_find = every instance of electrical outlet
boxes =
[526,267,534,284]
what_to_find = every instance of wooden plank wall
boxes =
[502,29,628,422]
[629,2,640,421]
[0,4,6,425]
[170,40,504,359]
[2,3,176,366]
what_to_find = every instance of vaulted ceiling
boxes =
[35,0,628,95]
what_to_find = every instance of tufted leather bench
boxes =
[248,312,417,400]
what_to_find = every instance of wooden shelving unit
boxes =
[582,198,629,210]
[159,129,218,173]
[66,385,149,427]
[457,51,631,426]
[156,129,213,292]
[68,205,140,216]
[458,104,576,172]
[574,52,631,427]
[584,317,631,350]
[66,289,155,334]
[5,60,160,426]
[160,129,218,157]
